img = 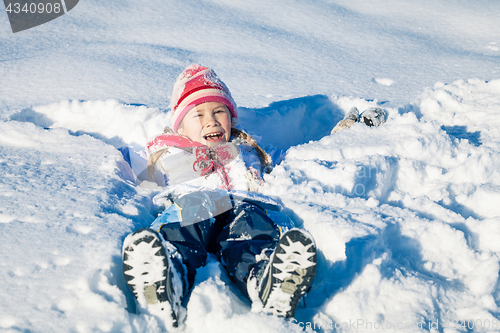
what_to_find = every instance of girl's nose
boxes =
[204,113,219,127]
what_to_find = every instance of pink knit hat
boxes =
[170,64,238,132]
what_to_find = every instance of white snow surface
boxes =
[1,0,500,332]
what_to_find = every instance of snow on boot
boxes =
[122,228,185,328]
[331,106,360,134]
[248,228,317,318]
[359,107,386,127]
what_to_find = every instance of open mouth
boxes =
[203,132,224,141]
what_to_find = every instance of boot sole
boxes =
[260,228,317,318]
[123,228,181,327]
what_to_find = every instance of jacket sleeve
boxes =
[118,147,157,184]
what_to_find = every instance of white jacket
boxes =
[121,136,266,192]
[152,143,265,192]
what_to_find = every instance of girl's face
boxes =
[177,101,232,147]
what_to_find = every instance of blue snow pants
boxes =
[156,195,284,298]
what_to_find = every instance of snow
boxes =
[1,0,500,332]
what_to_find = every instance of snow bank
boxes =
[0,120,155,332]
[2,78,500,332]
[260,79,500,331]
[9,100,170,151]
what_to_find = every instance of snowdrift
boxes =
[2,78,500,332]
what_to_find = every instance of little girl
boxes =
[122,65,318,328]
[122,64,386,328]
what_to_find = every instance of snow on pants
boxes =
[158,200,281,298]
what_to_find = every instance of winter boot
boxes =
[359,107,386,127]
[247,228,317,318]
[122,228,185,327]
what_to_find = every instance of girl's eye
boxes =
[214,109,224,114]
